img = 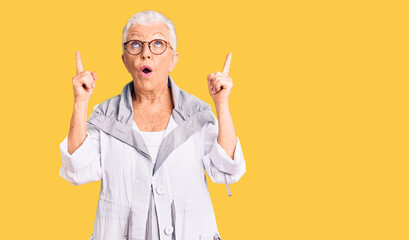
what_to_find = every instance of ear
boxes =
[168,51,179,73]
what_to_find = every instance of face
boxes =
[122,22,178,91]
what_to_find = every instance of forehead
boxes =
[126,22,170,41]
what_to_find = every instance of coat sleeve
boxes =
[59,106,102,186]
[201,111,246,194]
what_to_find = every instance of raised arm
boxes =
[68,51,98,154]
[59,51,100,186]
[207,52,237,159]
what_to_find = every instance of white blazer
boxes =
[59,76,246,240]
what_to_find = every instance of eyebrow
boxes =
[127,31,167,41]
[128,33,142,40]
[152,32,166,39]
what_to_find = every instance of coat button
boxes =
[164,225,174,235]
[156,185,166,195]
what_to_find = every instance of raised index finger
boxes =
[222,52,232,75]
[76,51,83,74]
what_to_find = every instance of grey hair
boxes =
[122,10,177,53]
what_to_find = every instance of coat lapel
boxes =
[87,79,151,160]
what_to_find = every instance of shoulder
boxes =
[177,88,212,117]
[91,94,121,118]
[176,88,217,127]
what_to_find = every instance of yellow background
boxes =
[1,0,408,239]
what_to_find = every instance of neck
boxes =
[132,79,172,106]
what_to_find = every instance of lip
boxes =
[139,65,153,78]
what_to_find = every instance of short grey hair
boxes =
[122,10,177,53]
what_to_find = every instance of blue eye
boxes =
[153,40,164,47]
[131,41,141,48]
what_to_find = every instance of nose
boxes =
[140,42,151,59]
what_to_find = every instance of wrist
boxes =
[73,101,89,116]
[214,101,229,109]
[215,103,230,116]
[74,100,89,108]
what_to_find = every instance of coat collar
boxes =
[87,75,216,175]
[117,75,189,126]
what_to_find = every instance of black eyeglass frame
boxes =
[123,39,174,55]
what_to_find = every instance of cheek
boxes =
[124,56,131,67]
[158,58,171,72]
[129,57,138,67]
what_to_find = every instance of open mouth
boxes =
[141,65,152,75]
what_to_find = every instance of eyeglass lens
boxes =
[126,40,167,55]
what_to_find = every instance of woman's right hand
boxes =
[72,51,97,103]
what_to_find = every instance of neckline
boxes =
[139,129,166,134]
[132,114,174,134]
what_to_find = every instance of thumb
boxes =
[207,73,215,90]
[91,72,97,88]
[91,71,97,81]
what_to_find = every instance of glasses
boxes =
[123,39,173,55]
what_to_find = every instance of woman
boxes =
[59,10,246,240]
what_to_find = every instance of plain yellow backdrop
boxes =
[1,0,408,239]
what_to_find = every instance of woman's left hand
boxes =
[207,52,233,106]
